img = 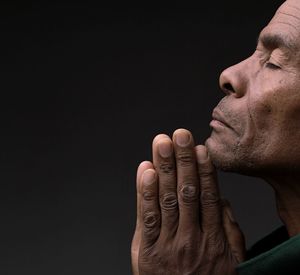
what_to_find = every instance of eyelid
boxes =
[268,53,284,67]
[263,54,281,69]
[255,48,282,69]
[265,61,281,70]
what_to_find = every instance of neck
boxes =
[264,173,300,237]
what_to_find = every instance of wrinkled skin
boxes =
[131,0,300,274]
[206,0,300,176]
[131,130,245,275]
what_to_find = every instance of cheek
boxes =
[246,95,273,136]
[248,75,287,131]
[243,82,282,149]
[247,76,300,153]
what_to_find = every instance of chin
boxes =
[205,137,258,176]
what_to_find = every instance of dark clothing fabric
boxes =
[237,227,300,275]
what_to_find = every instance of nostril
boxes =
[222,82,236,96]
[223,83,234,92]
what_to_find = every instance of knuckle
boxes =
[176,152,194,167]
[207,233,226,258]
[143,211,160,230]
[179,184,198,204]
[160,192,178,211]
[143,190,156,201]
[201,191,220,206]
[180,241,192,254]
[139,250,164,270]
[177,239,197,260]
[158,162,175,174]
[198,166,214,178]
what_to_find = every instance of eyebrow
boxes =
[257,33,298,52]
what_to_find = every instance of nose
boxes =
[219,60,248,98]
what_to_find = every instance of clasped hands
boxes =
[131,129,246,275]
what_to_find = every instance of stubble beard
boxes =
[205,137,257,176]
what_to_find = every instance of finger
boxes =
[222,199,246,263]
[136,161,155,231]
[152,134,178,238]
[195,145,221,232]
[173,129,200,231]
[131,161,154,275]
[141,168,161,248]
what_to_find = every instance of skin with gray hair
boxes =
[131,1,300,274]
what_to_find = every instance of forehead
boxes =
[265,0,300,42]
[257,1,300,58]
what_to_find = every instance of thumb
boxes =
[222,199,246,263]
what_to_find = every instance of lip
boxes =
[210,109,233,130]
[210,119,228,128]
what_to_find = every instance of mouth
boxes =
[210,109,233,130]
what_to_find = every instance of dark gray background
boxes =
[0,1,284,274]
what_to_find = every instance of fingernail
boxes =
[196,146,208,163]
[158,140,173,158]
[142,169,156,184]
[175,131,190,147]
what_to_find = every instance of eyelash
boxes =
[264,58,281,70]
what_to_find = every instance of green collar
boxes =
[237,227,300,275]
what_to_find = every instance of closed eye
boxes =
[265,61,281,70]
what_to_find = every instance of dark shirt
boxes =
[237,227,300,274]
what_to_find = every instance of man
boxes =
[131,0,300,274]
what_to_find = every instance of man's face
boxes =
[205,0,300,176]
